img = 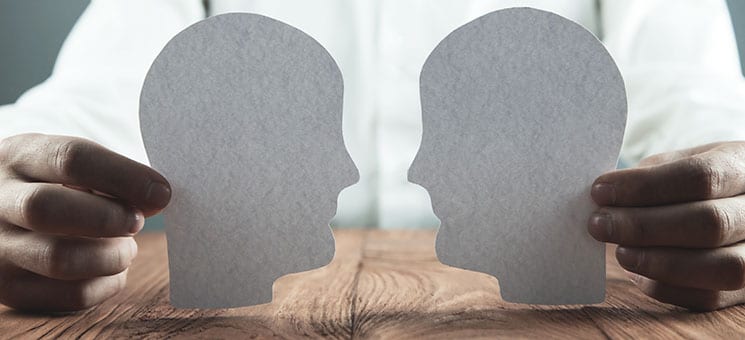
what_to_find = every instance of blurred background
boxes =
[0,0,744,106]
[732,0,745,72]
[0,1,743,230]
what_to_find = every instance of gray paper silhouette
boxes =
[140,13,357,308]
[409,8,627,304]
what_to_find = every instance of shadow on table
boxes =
[108,304,695,338]
[115,315,282,338]
[333,306,697,337]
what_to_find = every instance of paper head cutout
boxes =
[140,13,358,308]
[409,8,627,304]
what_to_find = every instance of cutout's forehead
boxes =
[140,13,350,186]
[418,7,626,177]
[421,7,625,143]
[141,13,343,138]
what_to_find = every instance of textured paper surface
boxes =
[140,13,357,308]
[409,8,627,304]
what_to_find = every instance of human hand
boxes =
[588,141,745,311]
[0,133,171,312]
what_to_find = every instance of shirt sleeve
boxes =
[0,0,204,165]
[600,0,745,165]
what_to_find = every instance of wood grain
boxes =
[1,230,745,339]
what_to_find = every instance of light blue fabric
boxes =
[617,157,629,169]
[143,214,165,231]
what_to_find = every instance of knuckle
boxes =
[103,240,131,274]
[0,134,51,178]
[0,222,13,240]
[641,252,677,281]
[0,133,34,149]
[64,274,126,310]
[17,186,53,227]
[688,158,723,199]
[0,134,35,165]
[701,204,733,247]
[607,209,651,246]
[40,238,78,279]
[51,138,90,180]
[47,239,131,279]
[0,137,13,163]
[118,239,136,270]
[625,214,648,245]
[722,254,745,290]
[62,283,97,310]
[98,206,126,236]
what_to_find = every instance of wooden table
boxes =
[2,230,745,339]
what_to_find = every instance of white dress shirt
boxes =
[1,0,744,228]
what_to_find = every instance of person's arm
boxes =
[601,0,745,164]
[593,0,745,310]
[0,133,171,311]
[0,0,203,312]
[0,0,204,164]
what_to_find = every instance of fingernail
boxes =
[589,212,614,242]
[592,183,616,205]
[616,247,641,271]
[145,181,171,208]
[130,210,145,234]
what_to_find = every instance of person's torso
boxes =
[207,0,600,227]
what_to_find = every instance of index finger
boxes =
[636,142,728,167]
[1,134,171,215]
[592,144,745,207]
